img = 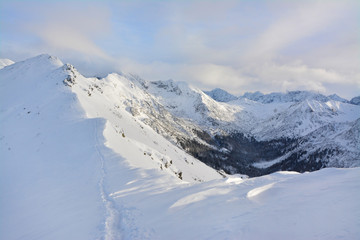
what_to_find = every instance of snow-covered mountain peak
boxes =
[240,90,331,104]
[0,55,71,110]
[242,91,264,101]
[146,79,239,126]
[27,54,63,67]
[328,94,349,103]
[204,88,238,102]
[150,79,193,96]
[350,96,360,105]
[1,54,64,80]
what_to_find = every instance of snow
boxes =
[71,73,223,182]
[0,55,105,239]
[146,82,360,144]
[103,167,360,240]
[328,94,349,103]
[204,88,238,102]
[0,58,14,69]
[350,96,360,105]
[246,182,275,198]
[1,54,360,239]
[146,79,238,125]
[240,90,331,104]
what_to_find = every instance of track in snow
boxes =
[95,119,122,240]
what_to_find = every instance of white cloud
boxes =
[23,3,112,60]
[117,58,359,98]
[246,1,352,60]
[1,0,358,98]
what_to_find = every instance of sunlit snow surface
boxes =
[1,55,359,239]
[0,58,14,69]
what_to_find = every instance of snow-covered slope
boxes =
[146,79,241,129]
[204,88,238,102]
[350,96,360,105]
[0,55,107,239]
[0,58,14,69]
[3,55,355,178]
[240,90,338,104]
[105,167,360,240]
[0,54,224,239]
[1,54,359,239]
[328,93,349,103]
[68,70,223,182]
[141,83,359,175]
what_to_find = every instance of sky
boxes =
[0,0,359,99]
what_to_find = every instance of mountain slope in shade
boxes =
[1,54,359,239]
[350,96,360,105]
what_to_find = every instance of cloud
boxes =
[3,2,113,61]
[0,1,119,76]
[117,57,358,99]
[245,1,353,59]
[1,0,359,98]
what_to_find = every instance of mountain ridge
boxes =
[2,54,359,177]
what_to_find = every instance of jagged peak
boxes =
[6,54,64,73]
[62,63,80,75]
[29,54,63,66]
[149,79,195,96]
[125,72,149,89]
[240,90,339,104]
[62,63,81,87]
[204,88,238,102]
[327,94,349,103]
[151,79,188,88]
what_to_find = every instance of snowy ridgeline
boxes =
[0,54,359,239]
[205,87,358,105]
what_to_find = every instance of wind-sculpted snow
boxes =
[0,58,14,69]
[1,54,359,239]
[102,166,360,239]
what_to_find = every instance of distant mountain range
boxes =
[1,55,359,178]
[205,87,359,105]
